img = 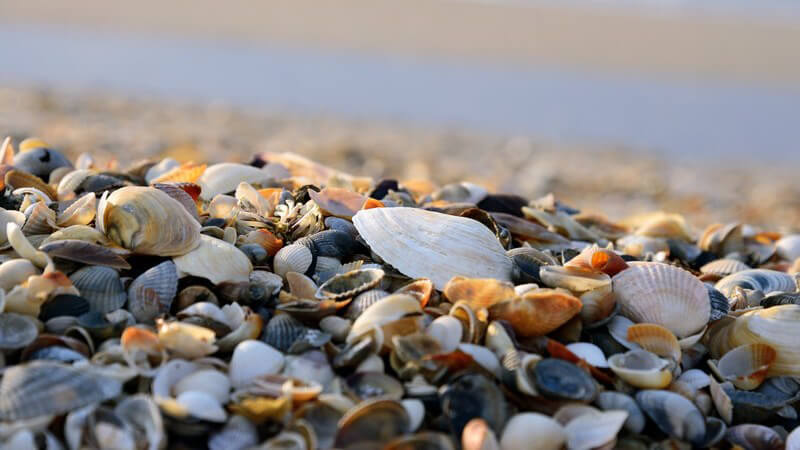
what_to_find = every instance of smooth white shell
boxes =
[198,163,274,200]
[402,399,425,432]
[229,340,284,388]
[566,343,609,368]
[426,316,463,353]
[173,235,252,284]
[500,413,566,450]
[564,410,628,450]
[173,369,231,405]
[175,391,227,423]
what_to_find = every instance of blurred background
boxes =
[1,0,799,226]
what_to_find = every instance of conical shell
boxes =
[487,288,581,337]
[100,186,200,256]
[198,163,274,200]
[612,262,709,338]
[353,207,512,290]
[626,323,681,363]
[173,234,252,284]
[715,269,795,297]
[70,266,127,313]
[0,361,121,421]
[707,305,800,376]
[128,261,178,323]
[716,343,777,390]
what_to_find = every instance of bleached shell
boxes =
[0,313,38,350]
[595,392,645,434]
[564,410,628,450]
[57,193,97,227]
[715,269,795,297]
[353,207,513,290]
[700,259,751,277]
[152,359,198,399]
[157,321,218,359]
[426,315,463,353]
[102,187,201,256]
[347,294,422,342]
[178,302,228,325]
[0,208,26,247]
[176,391,227,422]
[128,261,178,323]
[273,244,314,278]
[198,163,275,201]
[0,259,38,292]
[235,181,272,217]
[787,425,800,450]
[207,194,237,220]
[70,266,127,313]
[566,342,608,368]
[458,343,501,378]
[677,369,711,390]
[229,340,285,388]
[173,234,252,284]
[608,350,672,389]
[57,169,93,199]
[114,395,165,450]
[401,399,425,432]
[0,361,121,421]
[777,235,800,261]
[500,413,566,450]
[612,262,709,338]
[144,158,180,184]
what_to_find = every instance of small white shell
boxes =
[566,343,608,368]
[426,316,463,353]
[458,343,500,378]
[175,391,227,423]
[198,163,274,201]
[173,369,231,405]
[564,410,628,450]
[347,294,422,342]
[173,235,252,284]
[677,369,711,390]
[777,235,800,261]
[402,399,425,432]
[608,349,672,389]
[229,340,284,388]
[500,413,566,450]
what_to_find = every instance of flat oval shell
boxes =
[173,235,252,284]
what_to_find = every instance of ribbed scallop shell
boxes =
[612,262,709,338]
[197,163,273,201]
[715,269,796,297]
[263,314,307,352]
[626,323,681,363]
[716,343,776,390]
[700,259,751,277]
[345,289,390,320]
[173,234,252,284]
[128,261,178,323]
[101,186,201,256]
[708,305,800,376]
[273,244,315,278]
[353,207,513,290]
[0,361,121,421]
[706,285,730,322]
[69,266,127,313]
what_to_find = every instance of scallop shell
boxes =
[274,244,315,278]
[263,314,307,352]
[316,268,384,300]
[626,323,681,363]
[608,350,673,389]
[715,269,796,297]
[198,163,274,201]
[706,285,730,322]
[353,207,512,290]
[128,261,178,323]
[500,413,565,450]
[487,288,582,337]
[700,258,751,277]
[173,234,252,284]
[0,361,121,421]
[69,266,127,313]
[346,289,390,320]
[100,186,201,256]
[612,262,709,338]
[635,389,706,447]
[716,343,776,390]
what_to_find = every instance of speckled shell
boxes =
[612,262,709,338]
[353,207,513,290]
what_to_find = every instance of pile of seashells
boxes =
[2,136,800,449]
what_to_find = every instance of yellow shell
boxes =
[626,323,681,363]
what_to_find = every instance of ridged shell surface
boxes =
[263,314,307,352]
[715,269,796,297]
[353,207,512,290]
[128,261,178,323]
[69,266,127,313]
[700,259,751,277]
[612,262,709,338]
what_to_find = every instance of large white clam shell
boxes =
[612,262,709,338]
[353,207,513,290]
[563,409,628,450]
[173,234,252,284]
[229,340,284,388]
[500,413,565,450]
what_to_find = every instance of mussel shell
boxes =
[725,424,784,450]
[40,239,131,270]
[533,358,597,402]
[69,266,127,313]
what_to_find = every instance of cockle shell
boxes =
[198,163,275,200]
[69,266,127,313]
[173,234,252,284]
[700,258,751,278]
[626,323,681,363]
[100,186,201,256]
[353,207,513,289]
[612,262,709,338]
[608,350,673,389]
[715,269,795,297]
[715,343,776,390]
[128,261,178,323]
[22,202,57,235]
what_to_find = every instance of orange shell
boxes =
[443,277,517,310]
[5,169,57,200]
[150,162,207,184]
[626,323,681,362]
[394,278,434,308]
[240,229,284,256]
[564,245,628,277]
[488,288,582,337]
[121,326,162,354]
[19,137,48,152]
[362,197,384,210]
[402,179,438,201]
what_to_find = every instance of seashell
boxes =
[726,424,784,450]
[353,207,513,289]
[487,288,581,337]
[115,395,166,450]
[612,262,709,338]
[787,426,800,450]
[427,315,463,353]
[0,313,39,351]
[394,278,434,308]
[348,294,422,342]
[100,186,201,256]
[285,271,317,300]
[335,398,410,448]
[705,284,730,322]
[617,235,670,258]
[318,316,351,343]
[0,209,26,249]
[128,261,178,323]
[40,239,131,269]
[716,343,777,390]
[431,182,488,204]
[263,314,308,352]
[229,340,285,388]
[385,432,455,450]
[151,182,201,222]
[636,390,706,446]
[700,258,751,278]
[564,244,628,276]
[308,186,367,219]
[539,265,612,294]
[777,234,800,261]
[5,170,58,200]
[39,294,91,320]
[208,414,258,450]
[143,158,180,183]
[57,192,97,227]
[439,372,507,439]
[500,413,565,450]
[566,342,608,368]
[346,289,389,320]
[0,259,38,292]
[533,358,597,402]
[198,163,275,200]
[22,202,57,235]
[626,323,681,363]
[0,361,121,420]
[345,371,404,402]
[461,418,500,450]
[577,283,616,327]
[715,269,795,297]
[12,145,72,178]
[69,266,127,313]
[151,162,206,184]
[234,181,273,218]
[595,391,645,434]
[57,169,93,200]
[274,244,315,278]
[564,409,628,450]
[608,350,673,389]
[707,305,800,376]
[316,268,384,300]
[156,319,218,359]
[699,222,744,255]
[175,391,227,423]
[173,234,252,284]
[207,194,237,220]
[634,213,692,240]
[238,229,283,256]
